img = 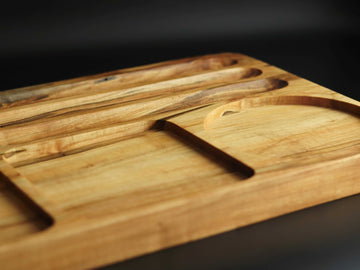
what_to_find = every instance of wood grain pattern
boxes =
[0,53,359,269]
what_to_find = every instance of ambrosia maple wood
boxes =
[0,53,359,269]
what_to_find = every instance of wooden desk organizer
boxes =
[0,53,359,269]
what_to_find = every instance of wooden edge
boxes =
[0,153,359,269]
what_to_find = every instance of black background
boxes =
[1,1,360,269]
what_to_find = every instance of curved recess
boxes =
[204,95,360,129]
[199,95,360,172]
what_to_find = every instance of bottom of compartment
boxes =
[14,129,252,219]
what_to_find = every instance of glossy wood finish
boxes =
[0,53,359,269]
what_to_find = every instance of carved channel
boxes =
[0,53,243,108]
[0,169,53,243]
[156,120,254,180]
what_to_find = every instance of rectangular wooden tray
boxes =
[0,53,359,269]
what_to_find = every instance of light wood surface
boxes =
[0,53,359,269]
